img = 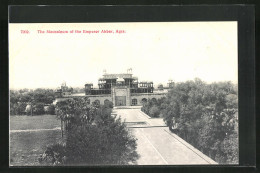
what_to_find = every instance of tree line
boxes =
[10,88,56,115]
[142,78,238,164]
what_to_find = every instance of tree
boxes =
[34,103,45,115]
[149,106,160,118]
[158,79,238,163]
[39,98,139,165]
[10,88,56,116]
[20,93,32,103]
[141,98,166,118]
[15,102,27,115]
[45,104,56,115]
[226,94,238,109]
[10,90,20,105]
[104,99,113,108]
[65,106,138,165]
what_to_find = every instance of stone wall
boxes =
[53,95,112,105]
[87,95,112,105]
[130,93,166,106]
[54,93,166,107]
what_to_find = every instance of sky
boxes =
[9,22,237,89]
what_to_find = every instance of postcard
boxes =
[9,22,238,166]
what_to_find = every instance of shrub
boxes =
[104,100,113,108]
[149,106,160,118]
[10,103,18,115]
[16,102,27,115]
[34,103,45,115]
[38,143,67,165]
[45,104,56,115]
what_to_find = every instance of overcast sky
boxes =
[9,22,237,89]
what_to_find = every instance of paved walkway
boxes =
[10,127,61,133]
[113,108,218,165]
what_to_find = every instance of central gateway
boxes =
[79,69,167,107]
[112,87,131,106]
[115,96,126,106]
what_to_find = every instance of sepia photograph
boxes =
[9,22,238,166]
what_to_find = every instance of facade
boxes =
[55,70,172,106]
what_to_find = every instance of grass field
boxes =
[10,115,62,166]
[10,115,61,130]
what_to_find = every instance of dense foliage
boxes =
[39,98,139,165]
[141,97,166,118]
[10,89,56,115]
[142,79,238,164]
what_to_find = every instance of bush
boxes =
[10,103,18,115]
[45,104,56,115]
[104,100,113,108]
[141,103,149,115]
[141,98,163,117]
[38,143,67,165]
[34,103,45,115]
[221,132,238,164]
[149,106,160,118]
[13,102,27,115]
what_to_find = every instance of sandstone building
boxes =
[55,69,170,106]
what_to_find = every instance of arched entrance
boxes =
[115,96,126,106]
[141,98,147,104]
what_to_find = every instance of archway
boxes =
[104,99,110,105]
[141,98,147,104]
[151,98,157,103]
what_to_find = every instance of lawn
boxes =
[10,130,62,166]
[10,115,62,166]
[10,115,61,130]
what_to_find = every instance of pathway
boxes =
[113,108,218,165]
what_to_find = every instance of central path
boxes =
[113,108,217,165]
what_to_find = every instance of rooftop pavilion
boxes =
[85,69,154,95]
